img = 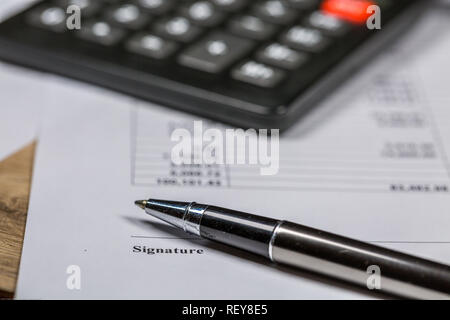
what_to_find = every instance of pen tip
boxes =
[134,200,147,209]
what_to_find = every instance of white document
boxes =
[16,8,450,299]
[0,63,47,160]
[0,0,44,160]
[0,0,38,23]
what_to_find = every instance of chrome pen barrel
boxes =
[199,206,279,258]
[142,200,208,236]
[140,199,450,299]
[142,200,279,257]
[270,221,450,300]
[199,207,450,299]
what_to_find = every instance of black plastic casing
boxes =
[0,0,425,130]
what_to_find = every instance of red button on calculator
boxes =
[321,0,376,24]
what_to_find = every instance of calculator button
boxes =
[105,4,149,30]
[283,0,319,10]
[57,0,101,18]
[180,1,225,27]
[321,0,375,24]
[126,33,178,59]
[305,11,350,36]
[154,17,203,42]
[256,43,308,70]
[281,26,329,52]
[134,0,174,14]
[178,32,255,73]
[232,61,285,88]
[27,6,67,32]
[252,0,297,25]
[212,0,248,11]
[228,15,277,41]
[77,21,126,46]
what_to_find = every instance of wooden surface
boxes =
[0,142,35,298]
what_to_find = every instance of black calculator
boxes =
[0,0,424,129]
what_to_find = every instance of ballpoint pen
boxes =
[134,199,450,299]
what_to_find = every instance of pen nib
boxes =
[134,200,147,209]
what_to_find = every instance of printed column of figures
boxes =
[133,139,230,188]
[131,74,450,193]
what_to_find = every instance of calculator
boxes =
[0,0,425,130]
